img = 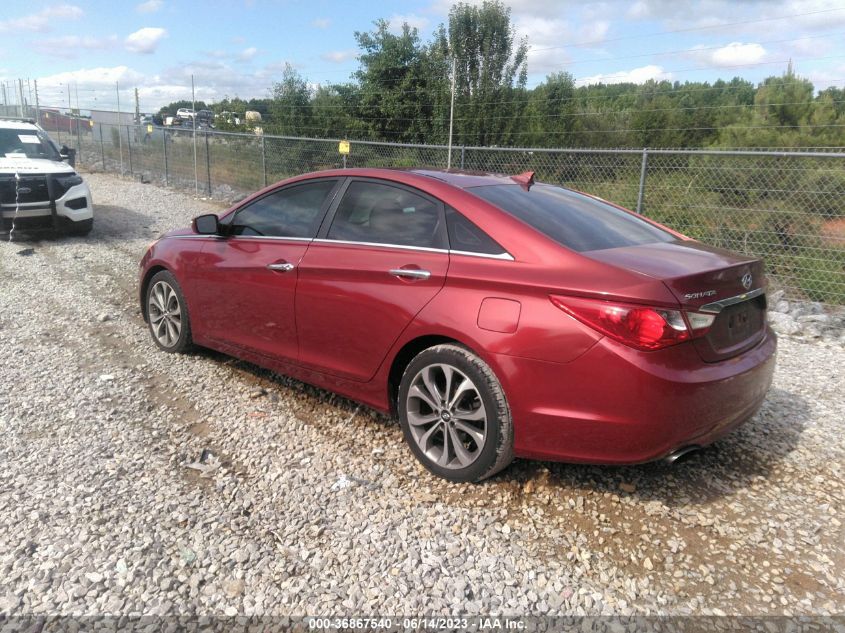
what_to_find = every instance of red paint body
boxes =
[139,168,776,464]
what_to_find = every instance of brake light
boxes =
[550,295,712,351]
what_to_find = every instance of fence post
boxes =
[99,125,105,169]
[163,129,169,186]
[261,135,267,188]
[126,125,133,176]
[205,131,212,195]
[460,146,466,170]
[636,148,649,215]
[76,116,82,164]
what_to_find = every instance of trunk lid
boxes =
[585,239,767,362]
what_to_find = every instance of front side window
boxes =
[327,181,445,249]
[230,180,337,237]
[469,184,676,252]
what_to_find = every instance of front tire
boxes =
[146,270,193,353]
[398,344,513,482]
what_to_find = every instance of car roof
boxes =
[0,119,39,131]
[290,167,525,190]
[409,168,521,189]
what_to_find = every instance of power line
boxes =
[528,6,845,53]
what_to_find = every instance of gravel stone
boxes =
[0,172,843,617]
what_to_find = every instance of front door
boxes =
[296,179,450,381]
[193,178,340,361]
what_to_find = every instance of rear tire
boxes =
[145,270,193,353]
[397,344,513,482]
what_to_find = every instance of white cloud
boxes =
[311,17,331,29]
[125,27,167,54]
[236,46,258,62]
[38,65,144,89]
[0,4,83,33]
[32,35,118,58]
[387,13,430,33]
[321,50,356,64]
[689,42,767,67]
[577,64,669,86]
[136,0,163,13]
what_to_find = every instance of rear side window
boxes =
[445,207,507,256]
[327,181,445,249]
[469,184,676,252]
[231,180,337,237]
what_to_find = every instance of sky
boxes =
[2,0,845,113]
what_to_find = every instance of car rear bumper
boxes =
[498,326,777,464]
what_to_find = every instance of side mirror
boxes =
[192,213,220,235]
[60,145,76,167]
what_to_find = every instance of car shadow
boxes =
[187,346,808,504]
[188,347,396,430]
[504,386,811,506]
[3,204,166,245]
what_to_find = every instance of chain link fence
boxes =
[2,105,843,305]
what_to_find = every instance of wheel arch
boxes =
[139,265,170,322]
[387,334,480,418]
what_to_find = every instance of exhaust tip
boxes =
[664,445,701,465]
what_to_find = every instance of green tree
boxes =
[270,63,312,135]
[446,0,528,145]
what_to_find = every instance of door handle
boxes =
[267,262,295,272]
[389,268,431,280]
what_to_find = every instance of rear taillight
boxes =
[549,295,714,351]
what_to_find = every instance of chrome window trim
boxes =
[698,287,765,314]
[312,238,448,254]
[312,238,514,261]
[449,249,514,261]
[165,235,515,260]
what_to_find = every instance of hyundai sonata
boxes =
[139,168,776,482]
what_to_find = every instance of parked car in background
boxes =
[176,108,196,119]
[196,110,214,127]
[0,117,93,235]
[139,168,776,482]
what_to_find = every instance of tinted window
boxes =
[327,181,445,249]
[231,180,337,237]
[470,184,676,252]
[446,207,506,255]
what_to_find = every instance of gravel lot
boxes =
[0,172,843,617]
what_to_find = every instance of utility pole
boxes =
[75,82,82,162]
[18,79,25,117]
[134,87,140,122]
[2,83,7,109]
[192,74,198,196]
[447,57,457,170]
[116,81,124,175]
[34,80,40,124]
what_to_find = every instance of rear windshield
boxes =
[469,184,676,252]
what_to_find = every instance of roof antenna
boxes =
[511,171,535,190]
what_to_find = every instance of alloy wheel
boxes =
[148,280,182,348]
[405,363,488,469]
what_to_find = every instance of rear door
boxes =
[193,178,340,360]
[296,178,449,381]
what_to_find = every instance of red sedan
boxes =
[139,168,776,482]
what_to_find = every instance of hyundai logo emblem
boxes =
[741,272,753,290]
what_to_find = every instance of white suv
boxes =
[0,118,93,235]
